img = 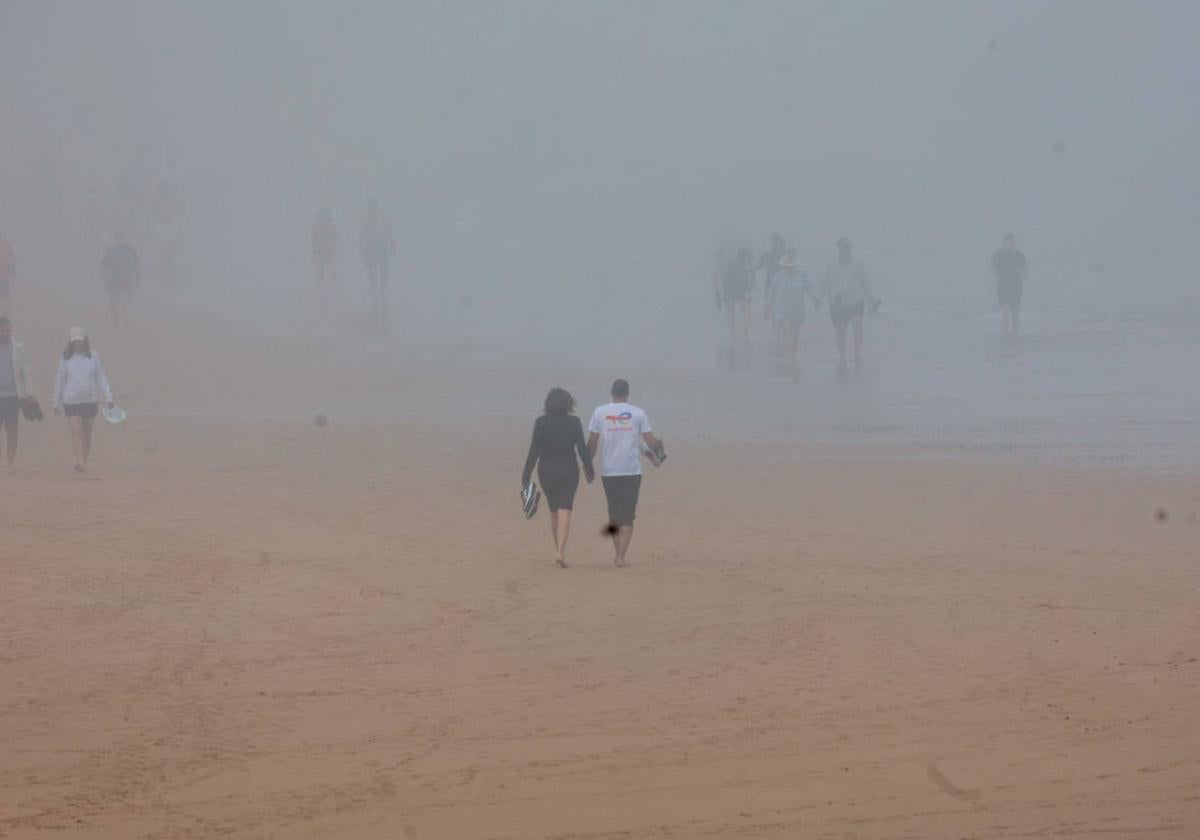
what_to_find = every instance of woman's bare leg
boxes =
[68,415,84,470]
[81,416,95,467]
[554,509,572,566]
[835,322,848,370]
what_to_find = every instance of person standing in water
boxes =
[992,233,1027,339]
[765,250,821,378]
[361,199,395,335]
[823,237,878,373]
[311,208,338,326]
[587,379,661,567]
[102,230,142,332]
[522,387,595,568]
[52,327,113,473]
[0,317,34,466]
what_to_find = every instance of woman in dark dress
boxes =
[522,387,595,567]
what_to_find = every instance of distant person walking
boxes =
[0,232,16,315]
[522,387,595,567]
[823,237,878,372]
[719,248,755,339]
[587,379,661,567]
[102,230,142,332]
[52,327,113,473]
[361,199,395,335]
[0,317,34,466]
[758,232,787,300]
[311,207,338,326]
[765,250,821,377]
[992,233,1027,338]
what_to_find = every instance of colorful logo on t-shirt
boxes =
[604,411,634,430]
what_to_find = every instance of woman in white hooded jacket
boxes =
[52,326,113,472]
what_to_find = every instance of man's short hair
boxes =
[611,378,630,399]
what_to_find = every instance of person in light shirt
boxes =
[52,326,114,473]
[823,237,879,373]
[587,379,662,567]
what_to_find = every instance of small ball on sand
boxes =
[1155,508,1168,523]
[314,414,329,428]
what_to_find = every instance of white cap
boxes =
[69,326,87,342]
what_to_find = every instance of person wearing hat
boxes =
[823,237,879,372]
[0,316,34,466]
[52,327,114,472]
[765,251,822,377]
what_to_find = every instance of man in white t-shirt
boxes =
[587,379,661,567]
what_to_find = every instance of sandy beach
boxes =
[2,318,1198,839]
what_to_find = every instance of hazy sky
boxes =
[3,1,1198,310]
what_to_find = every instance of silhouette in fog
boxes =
[0,317,34,466]
[361,199,395,335]
[151,179,188,287]
[522,387,595,568]
[587,379,661,567]
[311,208,338,326]
[992,233,1027,339]
[52,327,113,473]
[758,232,787,300]
[718,248,755,339]
[823,237,878,373]
[0,232,15,315]
[102,230,142,332]
[765,251,821,379]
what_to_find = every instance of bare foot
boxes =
[554,556,567,568]
[73,464,85,473]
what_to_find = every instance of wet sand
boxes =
[3,378,1199,837]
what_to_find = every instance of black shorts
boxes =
[0,396,19,428]
[538,461,580,512]
[830,300,865,328]
[997,278,1023,308]
[64,402,98,419]
[601,475,642,527]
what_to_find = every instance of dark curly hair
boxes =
[544,387,575,416]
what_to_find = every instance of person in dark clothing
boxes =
[522,387,595,567]
[102,230,142,332]
[992,233,1027,338]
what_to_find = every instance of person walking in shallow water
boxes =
[52,327,113,473]
[992,233,1027,339]
[823,237,878,373]
[522,388,595,568]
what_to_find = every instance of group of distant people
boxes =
[715,234,879,374]
[310,199,397,334]
[715,232,1030,372]
[521,378,662,568]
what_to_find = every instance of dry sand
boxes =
[2,312,1199,839]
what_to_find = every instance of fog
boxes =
[3,0,1199,464]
